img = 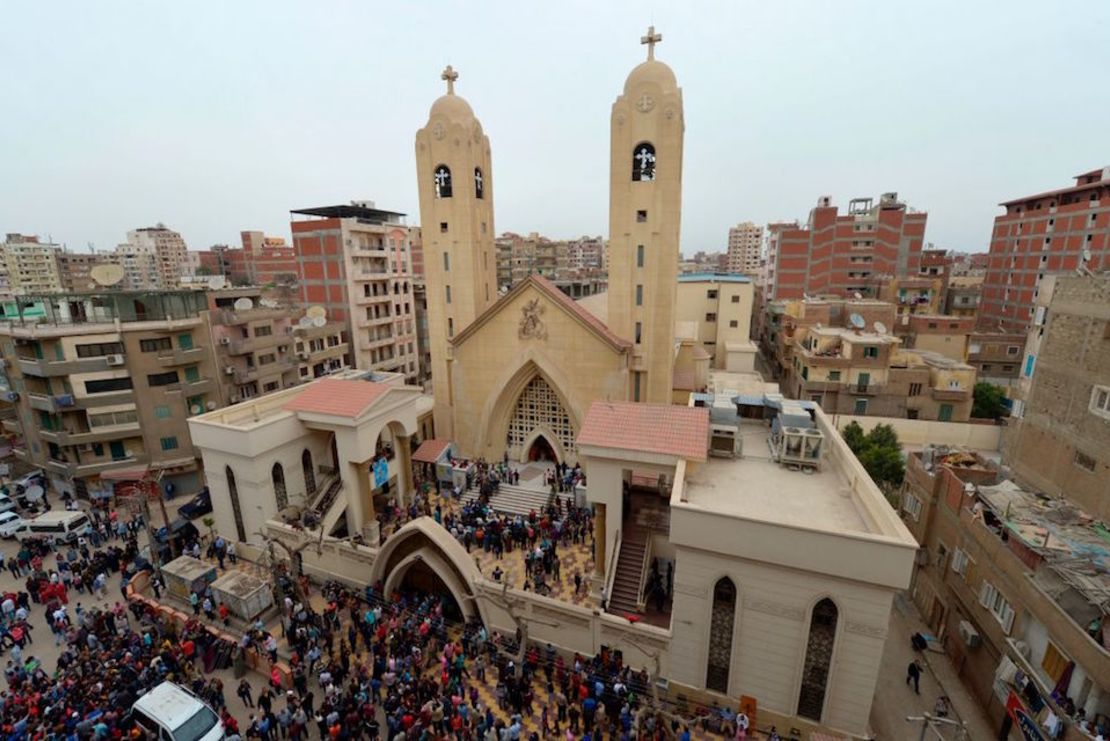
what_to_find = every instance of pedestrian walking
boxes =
[906,659,923,694]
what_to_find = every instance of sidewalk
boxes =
[870,593,996,740]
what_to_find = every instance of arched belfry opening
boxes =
[474,167,484,199]
[434,164,453,198]
[797,598,839,721]
[632,142,656,181]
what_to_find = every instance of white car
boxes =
[0,511,25,538]
[0,495,16,514]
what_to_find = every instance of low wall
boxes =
[831,414,1002,450]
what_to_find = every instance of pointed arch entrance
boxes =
[506,375,577,463]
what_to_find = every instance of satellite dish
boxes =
[190,404,204,416]
[233,297,254,311]
[815,322,822,329]
[849,313,866,329]
[305,305,326,320]
[259,298,278,308]
[90,264,125,287]
[297,316,314,329]
[853,292,863,300]
[207,275,227,290]
[874,321,888,335]
[311,316,327,328]
[24,485,44,502]
[206,400,218,411]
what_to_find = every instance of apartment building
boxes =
[869,275,946,317]
[566,236,606,275]
[0,291,215,499]
[56,251,115,293]
[1,234,63,296]
[192,232,298,286]
[764,193,927,300]
[980,166,1110,332]
[494,232,568,289]
[673,273,755,370]
[116,225,190,289]
[290,202,419,383]
[898,314,975,362]
[205,288,348,403]
[967,331,1027,385]
[725,221,763,275]
[945,276,983,318]
[901,449,1109,738]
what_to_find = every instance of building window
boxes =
[446,285,452,304]
[635,285,643,306]
[978,581,1016,634]
[797,598,838,722]
[1041,642,1070,683]
[448,318,454,337]
[258,353,276,365]
[951,548,970,576]
[147,371,179,387]
[731,295,740,303]
[443,252,450,271]
[636,245,644,268]
[253,326,272,338]
[902,493,922,521]
[226,466,246,542]
[729,320,738,328]
[863,346,879,359]
[633,371,642,402]
[707,289,718,300]
[85,377,133,394]
[1006,345,1020,356]
[705,577,737,694]
[154,405,171,420]
[801,366,808,380]
[854,398,868,414]
[634,322,642,344]
[184,365,200,383]
[433,164,452,198]
[1074,450,1097,473]
[76,342,124,358]
[272,462,288,510]
[827,371,841,382]
[439,222,448,233]
[1089,385,1110,419]
[636,210,648,223]
[631,142,656,181]
[159,436,179,451]
[140,338,172,353]
[178,333,194,349]
[909,382,922,396]
[705,313,717,323]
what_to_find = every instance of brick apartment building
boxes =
[763,192,927,300]
[980,166,1110,332]
[290,202,419,383]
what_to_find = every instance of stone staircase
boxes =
[460,483,554,517]
[607,527,647,615]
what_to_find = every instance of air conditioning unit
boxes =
[224,366,235,375]
[219,337,231,345]
[105,354,125,366]
[958,620,981,648]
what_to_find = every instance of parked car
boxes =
[11,470,45,489]
[0,495,16,514]
[0,511,25,538]
[177,489,212,520]
[16,511,92,545]
[129,681,223,741]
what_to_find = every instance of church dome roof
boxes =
[623,59,677,95]
[429,93,475,123]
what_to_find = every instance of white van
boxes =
[131,682,224,741]
[17,510,92,544]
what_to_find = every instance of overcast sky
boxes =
[2,1,1106,257]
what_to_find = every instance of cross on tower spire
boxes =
[640,25,662,60]
[441,65,459,95]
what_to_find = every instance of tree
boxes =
[841,422,905,491]
[972,382,1008,420]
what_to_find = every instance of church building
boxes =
[191,28,917,738]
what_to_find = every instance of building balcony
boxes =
[11,446,29,462]
[17,356,114,377]
[366,336,395,349]
[851,383,884,396]
[931,387,970,402]
[234,359,296,385]
[227,333,287,355]
[163,378,216,396]
[356,293,393,305]
[27,393,72,413]
[73,390,137,409]
[360,314,393,327]
[39,422,142,446]
[799,380,843,393]
[155,347,206,367]
[1,418,20,434]
[217,307,287,325]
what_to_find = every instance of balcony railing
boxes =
[155,347,206,367]
[17,356,112,377]
[932,387,970,401]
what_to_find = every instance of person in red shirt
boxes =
[218,602,230,627]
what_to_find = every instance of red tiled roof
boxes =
[691,346,711,360]
[577,401,708,462]
[284,378,390,418]
[412,438,450,463]
[451,274,631,352]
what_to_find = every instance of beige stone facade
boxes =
[726,221,763,274]
[673,274,755,370]
[1,234,63,296]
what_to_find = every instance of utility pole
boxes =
[905,712,968,741]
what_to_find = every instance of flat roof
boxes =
[682,421,871,534]
[291,204,406,220]
[677,272,752,283]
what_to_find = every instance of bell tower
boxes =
[607,27,684,404]
[415,66,497,437]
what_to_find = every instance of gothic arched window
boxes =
[272,462,288,510]
[706,577,737,693]
[434,165,453,198]
[797,598,839,721]
[226,466,246,542]
[632,142,656,182]
[474,167,484,199]
[302,449,316,497]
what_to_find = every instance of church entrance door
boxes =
[527,435,557,462]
